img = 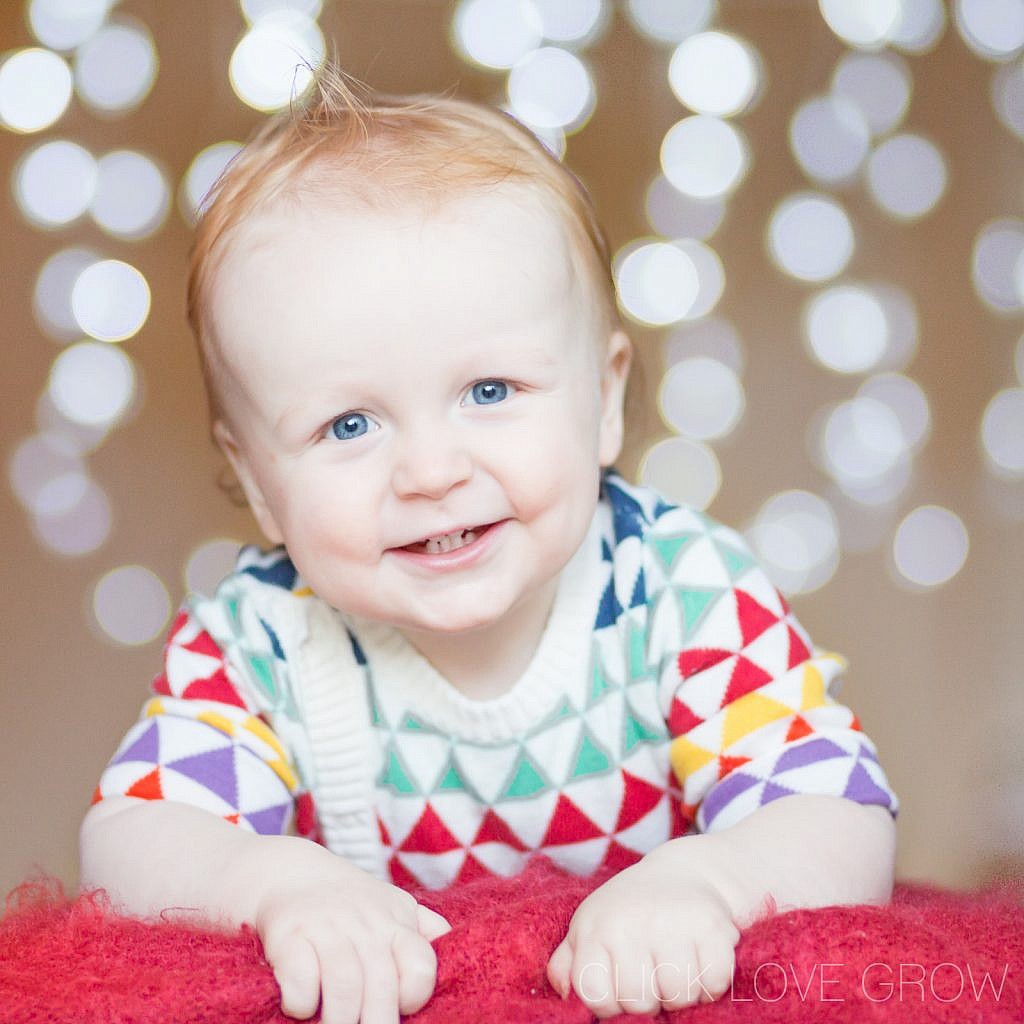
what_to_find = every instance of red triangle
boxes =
[182,669,247,709]
[471,808,528,851]
[615,770,666,832]
[151,671,172,697]
[677,647,733,681]
[600,840,642,873]
[455,851,493,885]
[376,813,392,848]
[787,626,812,669]
[668,697,704,736]
[399,803,462,853]
[716,754,751,781]
[722,656,772,705]
[669,797,694,838]
[850,714,861,733]
[90,785,103,806]
[776,590,791,616]
[296,792,319,839]
[541,794,605,846]
[388,854,420,891]
[224,812,240,825]
[166,609,189,643]
[126,768,163,800]
[735,590,780,647]
[784,715,813,743]
[182,628,224,660]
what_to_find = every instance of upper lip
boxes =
[394,521,497,548]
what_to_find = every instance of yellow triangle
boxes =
[669,735,716,780]
[244,715,288,761]
[268,757,298,791]
[197,710,237,737]
[722,692,793,748]
[294,586,313,597]
[144,698,165,717]
[800,664,827,710]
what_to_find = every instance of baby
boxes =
[80,66,898,1022]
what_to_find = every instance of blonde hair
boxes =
[187,62,628,438]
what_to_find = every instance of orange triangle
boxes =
[90,785,103,806]
[541,794,604,846]
[717,754,752,780]
[224,812,240,825]
[784,715,814,743]
[615,770,665,832]
[471,808,528,851]
[399,802,462,853]
[850,713,861,732]
[125,768,163,800]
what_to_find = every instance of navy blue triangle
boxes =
[595,577,624,628]
[629,568,646,609]
[605,481,648,543]
[260,617,285,660]
[347,628,368,666]
[242,552,297,590]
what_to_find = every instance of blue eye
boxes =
[328,413,374,441]
[466,380,512,405]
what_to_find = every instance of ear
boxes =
[212,419,285,546]
[597,329,634,468]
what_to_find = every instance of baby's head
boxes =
[187,66,633,635]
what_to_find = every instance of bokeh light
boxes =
[506,46,594,131]
[664,316,745,375]
[14,140,98,228]
[866,133,947,220]
[186,538,243,596]
[33,247,101,340]
[892,505,969,587]
[668,31,759,117]
[673,238,725,319]
[92,565,172,645]
[90,150,170,239]
[71,259,151,342]
[954,0,1024,60]
[972,217,1024,312]
[832,51,911,137]
[180,141,243,223]
[451,0,543,70]
[1015,333,1024,385]
[9,432,85,513]
[767,192,854,282]
[28,0,113,51]
[241,0,324,21]
[804,284,890,374]
[981,387,1024,478]
[749,490,839,595]
[532,0,608,45]
[817,396,910,492]
[659,356,745,440]
[229,10,325,111]
[646,174,725,240]
[889,0,947,53]
[0,47,73,133]
[661,115,749,198]
[872,282,919,371]
[857,372,931,453]
[640,436,721,510]
[624,0,715,44]
[615,241,700,325]
[47,341,136,427]
[74,17,158,113]
[34,388,111,455]
[819,0,902,48]
[790,95,870,185]
[992,58,1024,139]
[33,477,112,556]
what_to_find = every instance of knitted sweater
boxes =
[93,467,898,890]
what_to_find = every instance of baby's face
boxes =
[208,183,630,636]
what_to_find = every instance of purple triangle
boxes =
[858,743,880,764]
[112,721,160,766]
[702,771,760,826]
[774,737,848,774]
[167,747,238,808]
[843,762,891,806]
[760,780,798,806]
[245,803,290,836]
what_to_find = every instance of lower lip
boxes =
[388,519,510,572]
[385,516,509,573]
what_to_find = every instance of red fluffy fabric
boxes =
[2,855,1022,1023]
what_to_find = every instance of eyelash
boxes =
[321,379,519,442]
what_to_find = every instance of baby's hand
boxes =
[546,852,741,1017]
[251,840,451,1024]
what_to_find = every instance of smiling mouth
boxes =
[399,522,496,555]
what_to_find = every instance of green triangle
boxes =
[571,731,611,779]
[400,712,426,731]
[675,586,719,637]
[380,749,417,794]
[226,596,240,627]
[248,654,277,700]
[651,534,696,571]
[628,621,647,682]
[718,542,754,580]
[437,760,466,792]
[369,695,383,727]
[590,663,612,705]
[502,750,547,798]
[623,711,662,753]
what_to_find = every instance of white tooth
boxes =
[423,529,477,554]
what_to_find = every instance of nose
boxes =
[391,420,473,500]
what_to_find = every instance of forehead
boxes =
[209,183,582,382]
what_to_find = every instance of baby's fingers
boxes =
[318,937,365,1024]
[414,903,451,941]
[392,925,440,1014]
[265,935,321,1020]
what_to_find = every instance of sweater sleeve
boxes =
[648,507,899,835]
[91,555,322,844]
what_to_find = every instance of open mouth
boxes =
[399,522,496,555]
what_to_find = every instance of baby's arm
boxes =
[81,795,450,1024]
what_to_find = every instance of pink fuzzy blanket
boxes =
[2,855,1022,1023]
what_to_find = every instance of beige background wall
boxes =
[2,0,1022,896]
